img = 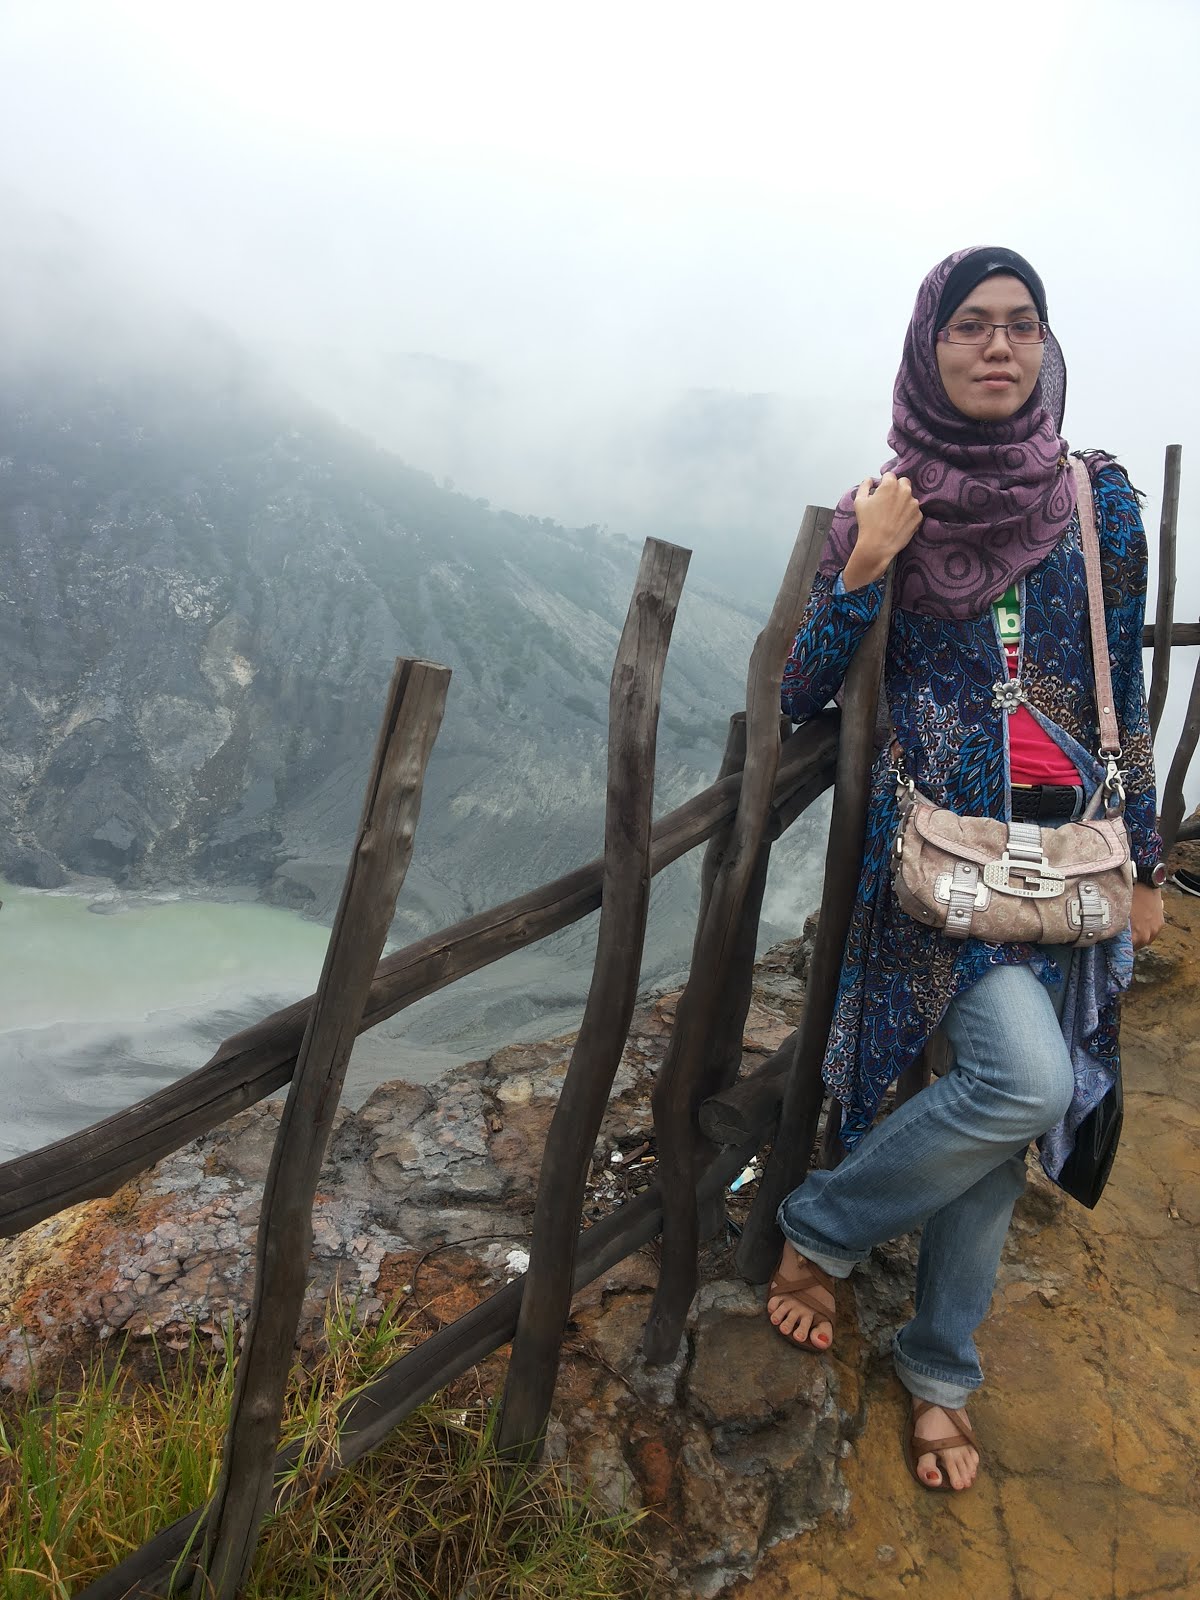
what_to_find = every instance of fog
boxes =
[2,0,1198,779]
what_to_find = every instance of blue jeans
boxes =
[777,948,1075,1408]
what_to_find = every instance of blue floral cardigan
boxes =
[781,464,1161,1179]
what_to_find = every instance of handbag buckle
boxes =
[1067,880,1111,937]
[933,871,989,909]
[982,853,1066,899]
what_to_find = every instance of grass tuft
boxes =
[0,1294,653,1599]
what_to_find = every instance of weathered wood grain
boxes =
[1141,621,1199,648]
[692,721,784,1110]
[0,716,840,1239]
[642,507,831,1364]
[698,1020,947,1153]
[1148,445,1182,737]
[736,573,894,1285]
[496,538,689,1459]
[694,727,784,1233]
[694,715,750,973]
[698,1035,796,1146]
[818,1100,844,1169]
[196,659,450,1599]
[687,713,768,1239]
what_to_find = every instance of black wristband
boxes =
[1136,861,1167,888]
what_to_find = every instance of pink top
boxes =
[1002,640,1082,785]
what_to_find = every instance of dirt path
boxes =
[736,889,1200,1600]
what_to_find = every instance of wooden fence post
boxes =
[495,538,690,1460]
[818,1101,845,1169]
[690,718,792,1123]
[691,714,750,1241]
[687,713,784,1239]
[697,836,774,1241]
[194,658,450,1600]
[1148,444,1183,738]
[641,508,830,1365]
[1158,648,1200,861]
[736,574,893,1285]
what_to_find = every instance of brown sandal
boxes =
[765,1248,836,1351]
[904,1398,980,1492]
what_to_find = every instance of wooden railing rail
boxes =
[698,1032,795,1145]
[0,714,840,1239]
[1142,621,1199,648]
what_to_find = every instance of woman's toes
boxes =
[768,1300,807,1342]
[918,1452,942,1486]
[767,1290,832,1348]
[788,1311,814,1344]
[945,1446,977,1490]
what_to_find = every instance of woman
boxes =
[767,247,1165,1493]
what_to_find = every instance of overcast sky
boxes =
[2,0,1198,780]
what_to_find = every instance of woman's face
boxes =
[935,273,1045,421]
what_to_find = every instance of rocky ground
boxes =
[737,865,1200,1600]
[1,881,1197,1596]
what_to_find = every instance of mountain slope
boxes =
[0,353,808,953]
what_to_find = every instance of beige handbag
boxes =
[891,458,1133,946]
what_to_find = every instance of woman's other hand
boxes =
[842,473,923,590]
[1130,883,1165,949]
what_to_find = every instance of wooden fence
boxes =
[2,446,1193,1598]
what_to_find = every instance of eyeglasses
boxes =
[937,318,1050,346]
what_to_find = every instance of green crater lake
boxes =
[0,878,600,1165]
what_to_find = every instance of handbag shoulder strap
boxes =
[1069,455,1121,758]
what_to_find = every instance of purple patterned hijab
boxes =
[821,246,1074,618]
